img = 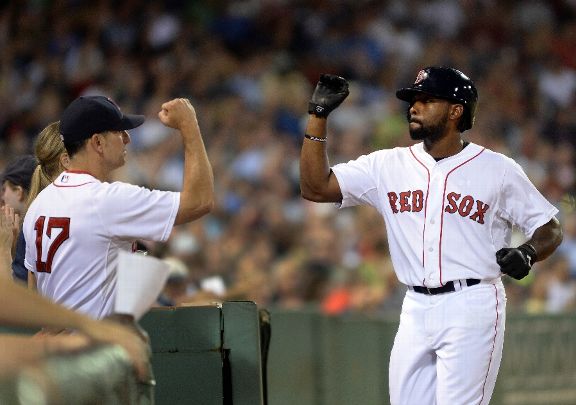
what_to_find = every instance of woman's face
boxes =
[2,181,25,213]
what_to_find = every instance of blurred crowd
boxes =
[1,0,576,317]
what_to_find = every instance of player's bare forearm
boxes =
[300,116,342,203]
[525,217,563,262]
[175,123,215,225]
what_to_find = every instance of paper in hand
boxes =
[115,250,171,320]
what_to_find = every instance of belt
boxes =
[410,279,481,295]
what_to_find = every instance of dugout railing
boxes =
[0,345,141,404]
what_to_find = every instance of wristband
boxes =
[304,134,327,142]
[519,243,538,263]
[308,102,328,118]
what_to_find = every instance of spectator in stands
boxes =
[0,155,37,281]
[558,211,576,279]
[156,257,191,307]
[1,155,37,215]
[544,252,576,313]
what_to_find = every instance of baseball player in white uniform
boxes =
[24,96,214,320]
[300,68,563,404]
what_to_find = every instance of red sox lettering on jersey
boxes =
[387,190,490,224]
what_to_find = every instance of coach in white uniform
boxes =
[24,96,214,320]
[300,68,563,404]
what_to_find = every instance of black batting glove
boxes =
[496,243,538,280]
[308,74,350,118]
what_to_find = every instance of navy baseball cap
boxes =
[60,96,145,144]
[1,155,38,191]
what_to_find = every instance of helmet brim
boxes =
[395,88,422,102]
[396,88,465,106]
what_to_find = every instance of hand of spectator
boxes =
[80,319,152,383]
[103,313,150,345]
[0,205,17,261]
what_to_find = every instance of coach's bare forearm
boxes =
[157,99,214,225]
[300,116,342,202]
[175,121,214,225]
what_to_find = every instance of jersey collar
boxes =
[53,170,99,187]
[411,141,484,169]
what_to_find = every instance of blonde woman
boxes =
[26,121,70,209]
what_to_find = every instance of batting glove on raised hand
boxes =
[496,243,537,280]
[308,74,350,118]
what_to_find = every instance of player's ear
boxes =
[449,104,464,121]
[60,152,70,170]
[450,104,463,119]
[90,133,105,154]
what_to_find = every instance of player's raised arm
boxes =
[158,98,214,225]
[300,74,348,203]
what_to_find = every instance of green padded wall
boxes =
[140,305,224,405]
[222,301,265,405]
[141,302,266,405]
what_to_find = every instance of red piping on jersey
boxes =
[439,147,485,284]
[479,284,499,405]
[65,170,94,175]
[54,182,95,188]
[53,170,97,188]
[408,146,431,281]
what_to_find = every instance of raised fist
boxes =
[308,74,350,118]
[496,243,537,280]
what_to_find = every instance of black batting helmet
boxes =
[396,66,478,131]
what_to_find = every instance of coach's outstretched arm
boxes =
[300,74,349,203]
[158,98,214,225]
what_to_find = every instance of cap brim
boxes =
[116,114,146,131]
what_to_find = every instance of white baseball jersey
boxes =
[24,171,179,319]
[332,141,558,287]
